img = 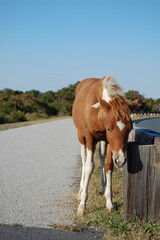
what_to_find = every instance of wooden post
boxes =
[154,137,160,167]
[124,141,160,222]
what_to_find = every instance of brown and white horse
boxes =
[72,75,140,216]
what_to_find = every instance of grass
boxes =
[132,114,160,121]
[0,116,71,131]
[49,224,82,232]
[70,149,160,240]
[11,223,23,227]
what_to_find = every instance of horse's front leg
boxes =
[98,141,107,194]
[104,144,114,211]
[77,148,94,216]
[78,144,86,200]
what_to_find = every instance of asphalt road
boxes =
[0,119,80,227]
[0,119,104,239]
[0,225,104,240]
[134,117,160,133]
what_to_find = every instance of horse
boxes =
[72,75,140,216]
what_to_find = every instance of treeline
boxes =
[0,83,160,124]
[125,90,160,112]
[0,82,79,124]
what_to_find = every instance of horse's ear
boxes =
[97,97,111,112]
[129,99,142,113]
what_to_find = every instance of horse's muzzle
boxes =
[114,158,126,168]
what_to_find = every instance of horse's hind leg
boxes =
[78,144,86,199]
[98,141,107,193]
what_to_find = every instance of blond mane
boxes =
[103,75,124,98]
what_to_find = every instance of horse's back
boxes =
[73,78,100,116]
[75,78,99,97]
[72,78,102,137]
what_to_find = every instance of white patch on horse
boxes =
[102,88,111,103]
[78,144,86,197]
[105,170,113,210]
[113,149,126,168]
[116,121,125,131]
[91,102,100,108]
[118,149,124,158]
[100,141,106,156]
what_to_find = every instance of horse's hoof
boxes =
[77,209,85,216]
[107,208,113,212]
[77,194,81,201]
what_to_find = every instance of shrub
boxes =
[6,110,26,123]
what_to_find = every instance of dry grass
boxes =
[49,224,82,232]
[0,116,71,131]
[11,223,23,227]
[132,114,160,121]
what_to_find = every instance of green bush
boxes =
[0,98,15,114]
[6,110,26,123]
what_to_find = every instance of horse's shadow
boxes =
[113,202,123,211]
[127,142,144,174]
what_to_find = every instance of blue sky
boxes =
[0,0,160,99]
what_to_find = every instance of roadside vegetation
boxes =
[0,84,160,124]
[0,116,71,131]
[71,149,160,240]
[0,82,79,124]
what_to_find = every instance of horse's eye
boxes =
[107,128,111,132]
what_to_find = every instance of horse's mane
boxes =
[110,96,131,122]
[103,76,131,121]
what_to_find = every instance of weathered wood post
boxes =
[124,129,160,222]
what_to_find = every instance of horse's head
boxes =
[98,96,141,168]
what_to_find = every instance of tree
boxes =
[155,99,160,112]
[143,98,156,112]
[125,90,144,101]
[3,88,23,95]
[25,90,41,98]
[37,91,54,103]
